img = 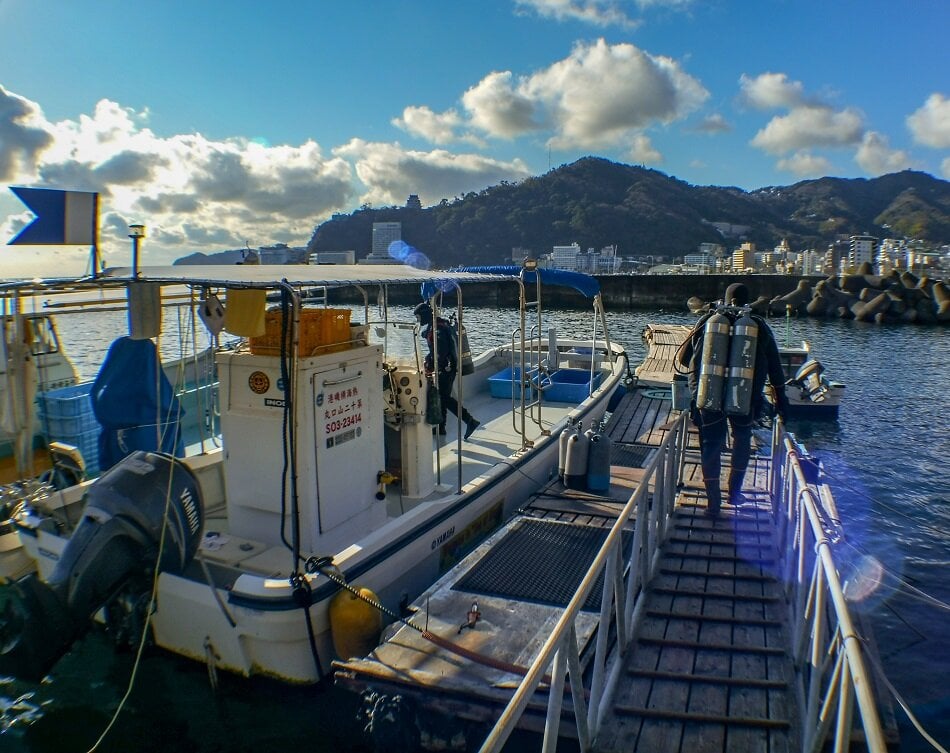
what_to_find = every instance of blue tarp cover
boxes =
[91,337,184,470]
[421,266,600,301]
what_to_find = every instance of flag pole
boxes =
[91,192,100,278]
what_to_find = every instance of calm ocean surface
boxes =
[2,302,947,752]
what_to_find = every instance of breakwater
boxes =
[329,270,947,324]
[329,274,819,310]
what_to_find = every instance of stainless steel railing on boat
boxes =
[478,411,690,753]
[771,426,888,753]
[478,417,890,753]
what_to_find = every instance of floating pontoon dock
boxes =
[335,324,897,753]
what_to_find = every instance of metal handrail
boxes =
[771,425,888,753]
[478,412,688,753]
[478,417,889,753]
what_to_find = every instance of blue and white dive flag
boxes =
[8,187,98,245]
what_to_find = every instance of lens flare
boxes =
[387,240,410,262]
[842,554,885,603]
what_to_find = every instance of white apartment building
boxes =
[550,242,581,270]
[363,222,402,264]
[849,235,877,269]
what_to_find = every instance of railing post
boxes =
[587,549,616,731]
[541,646,567,753]
[566,625,591,750]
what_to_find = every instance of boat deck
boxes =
[196,368,582,580]
[334,324,806,751]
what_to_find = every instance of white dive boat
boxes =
[0,263,628,684]
[0,311,80,480]
[778,341,845,419]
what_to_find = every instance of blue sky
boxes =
[1,0,948,274]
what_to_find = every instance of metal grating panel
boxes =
[612,442,654,468]
[453,519,631,611]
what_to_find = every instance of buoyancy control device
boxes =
[696,307,760,415]
[0,451,204,680]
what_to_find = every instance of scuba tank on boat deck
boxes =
[563,422,590,490]
[585,420,612,493]
[558,417,576,482]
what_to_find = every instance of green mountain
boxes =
[306,157,950,266]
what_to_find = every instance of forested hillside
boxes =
[307,157,950,266]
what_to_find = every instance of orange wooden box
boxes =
[249,308,352,356]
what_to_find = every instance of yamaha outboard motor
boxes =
[0,451,203,680]
[788,360,829,403]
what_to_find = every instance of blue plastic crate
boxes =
[544,369,602,403]
[488,367,538,399]
[37,382,100,441]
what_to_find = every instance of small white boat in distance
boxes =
[1,263,628,684]
[779,341,845,419]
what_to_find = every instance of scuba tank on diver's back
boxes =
[696,311,731,411]
[724,309,758,415]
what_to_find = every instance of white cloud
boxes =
[855,131,913,175]
[0,87,357,263]
[456,39,706,151]
[392,105,484,146]
[514,0,638,28]
[627,134,662,164]
[739,72,806,110]
[532,40,708,149]
[692,113,731,134]
[0,85,53,180]
[751,105,864,155]
[776,150,832,177]
[907,93,950,148]
[334,139,531,207]
[462,71,545,139]
[514,0,694,28]
[941,156,950,180]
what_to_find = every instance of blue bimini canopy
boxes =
[421,266,600,300]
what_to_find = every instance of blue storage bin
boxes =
[37,382,98,436]
[544,369,602,403]
[488,367,539,399]
[37,382,101,474]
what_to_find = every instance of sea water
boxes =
[1,305,947,752]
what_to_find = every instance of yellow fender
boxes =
[329,586,383,660]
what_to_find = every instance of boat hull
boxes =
[17,345,627,684]
[149,374,620,683]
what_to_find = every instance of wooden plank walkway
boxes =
[634,323,692,386]
[588,322,800,753]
